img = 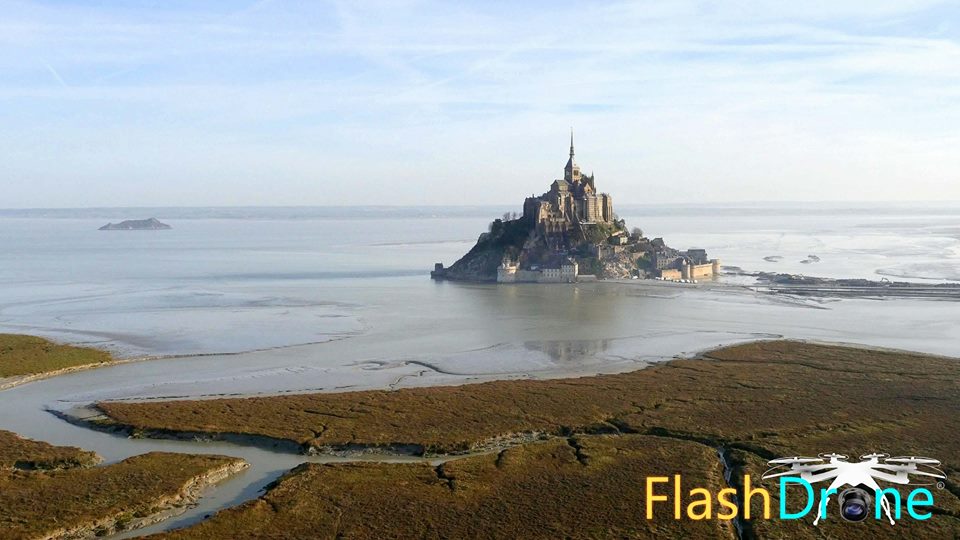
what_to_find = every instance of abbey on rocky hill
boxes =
[432,133,719,283]
[523,131,615,238]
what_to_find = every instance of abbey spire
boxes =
[564,128,581,182]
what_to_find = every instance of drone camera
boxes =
[839,486,873,522]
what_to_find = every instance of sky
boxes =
[1,0,959,208]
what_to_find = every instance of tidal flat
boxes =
[92,340,960,539]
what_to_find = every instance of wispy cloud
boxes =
[1,0,959,207]
[41,61,68,88]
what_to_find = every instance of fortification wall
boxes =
[658,259,721,281]
[660,268,682,280]
[684,263,716,280]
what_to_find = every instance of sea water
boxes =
[0,204,958,365]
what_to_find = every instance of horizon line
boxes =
[4,200,960,212]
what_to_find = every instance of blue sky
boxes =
[2,0,959,207]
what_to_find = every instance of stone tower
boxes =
[563,129,582,183]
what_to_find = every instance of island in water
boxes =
[98,217,171,230]
[432,132,719,283]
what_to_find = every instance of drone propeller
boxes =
[768,456,823,465]
[762,464,838,479]
[908,470,947,479]
[886,456,941,466]
[860,452,889,460]
[819,452,848,461]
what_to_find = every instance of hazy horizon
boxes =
[4,200,960,221]
[3,1,959,207]
[0,197,960,212]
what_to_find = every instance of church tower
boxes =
[563,129,582,183]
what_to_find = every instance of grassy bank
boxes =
[97,340,960,538]
[0,334,113,380]
[0,430,246,539]
[155,435,731,539]
[152,432,960,540]
[99,341,960,462]
[0,430,100,470]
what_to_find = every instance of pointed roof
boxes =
[564,128,577,173]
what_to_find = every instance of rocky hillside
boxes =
[435,215,639,282]
[436,218,533,282]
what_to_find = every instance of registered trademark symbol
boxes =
[937,482,945,490]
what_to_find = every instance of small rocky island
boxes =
[99,217,172,231]
[432,133,719,283]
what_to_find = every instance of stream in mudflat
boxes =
[1,207,959,536]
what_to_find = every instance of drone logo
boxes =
[762,453,946,525]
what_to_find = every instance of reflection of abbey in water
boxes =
[525,339,609,363]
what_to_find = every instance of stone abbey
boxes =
[432,132,719,283]
[523,131,615,238]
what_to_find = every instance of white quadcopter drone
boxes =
[762,452,945,525]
